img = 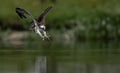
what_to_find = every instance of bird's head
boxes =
[40,25,46,30]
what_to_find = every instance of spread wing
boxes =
[16,7,30,19]
[37,6,53,25]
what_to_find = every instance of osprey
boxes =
[16,6,53,40]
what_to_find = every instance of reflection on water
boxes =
[0,41,120,73]
[0,55,120,73]
[0,56,35,73]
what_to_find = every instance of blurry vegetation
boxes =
[0,0,120,65]
[0,0,120,44]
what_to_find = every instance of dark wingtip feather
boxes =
[15,7,30,19]
[37,6,53,22]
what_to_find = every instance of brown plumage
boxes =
[16,6,53,40]
[37,6,53,25]
[32,6,52,30]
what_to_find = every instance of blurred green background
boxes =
[0,0,120,54]
[1,0,120,40]
[0,0,120,58]
[0,0,120,73]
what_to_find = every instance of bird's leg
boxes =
[43,31,49,38]
[34,26,44,40]
[42,30,50,40]
[37,30,45,40]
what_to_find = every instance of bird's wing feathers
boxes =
[16,7,31,19]
[16,6,53,26]
[37,6,53,25]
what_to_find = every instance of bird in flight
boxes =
[16,6,53,40]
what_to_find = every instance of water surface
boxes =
[0,41,120,73]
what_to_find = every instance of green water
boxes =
[0,41,120,73]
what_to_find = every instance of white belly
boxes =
[34,22,49,40]
[35,27,44,38]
